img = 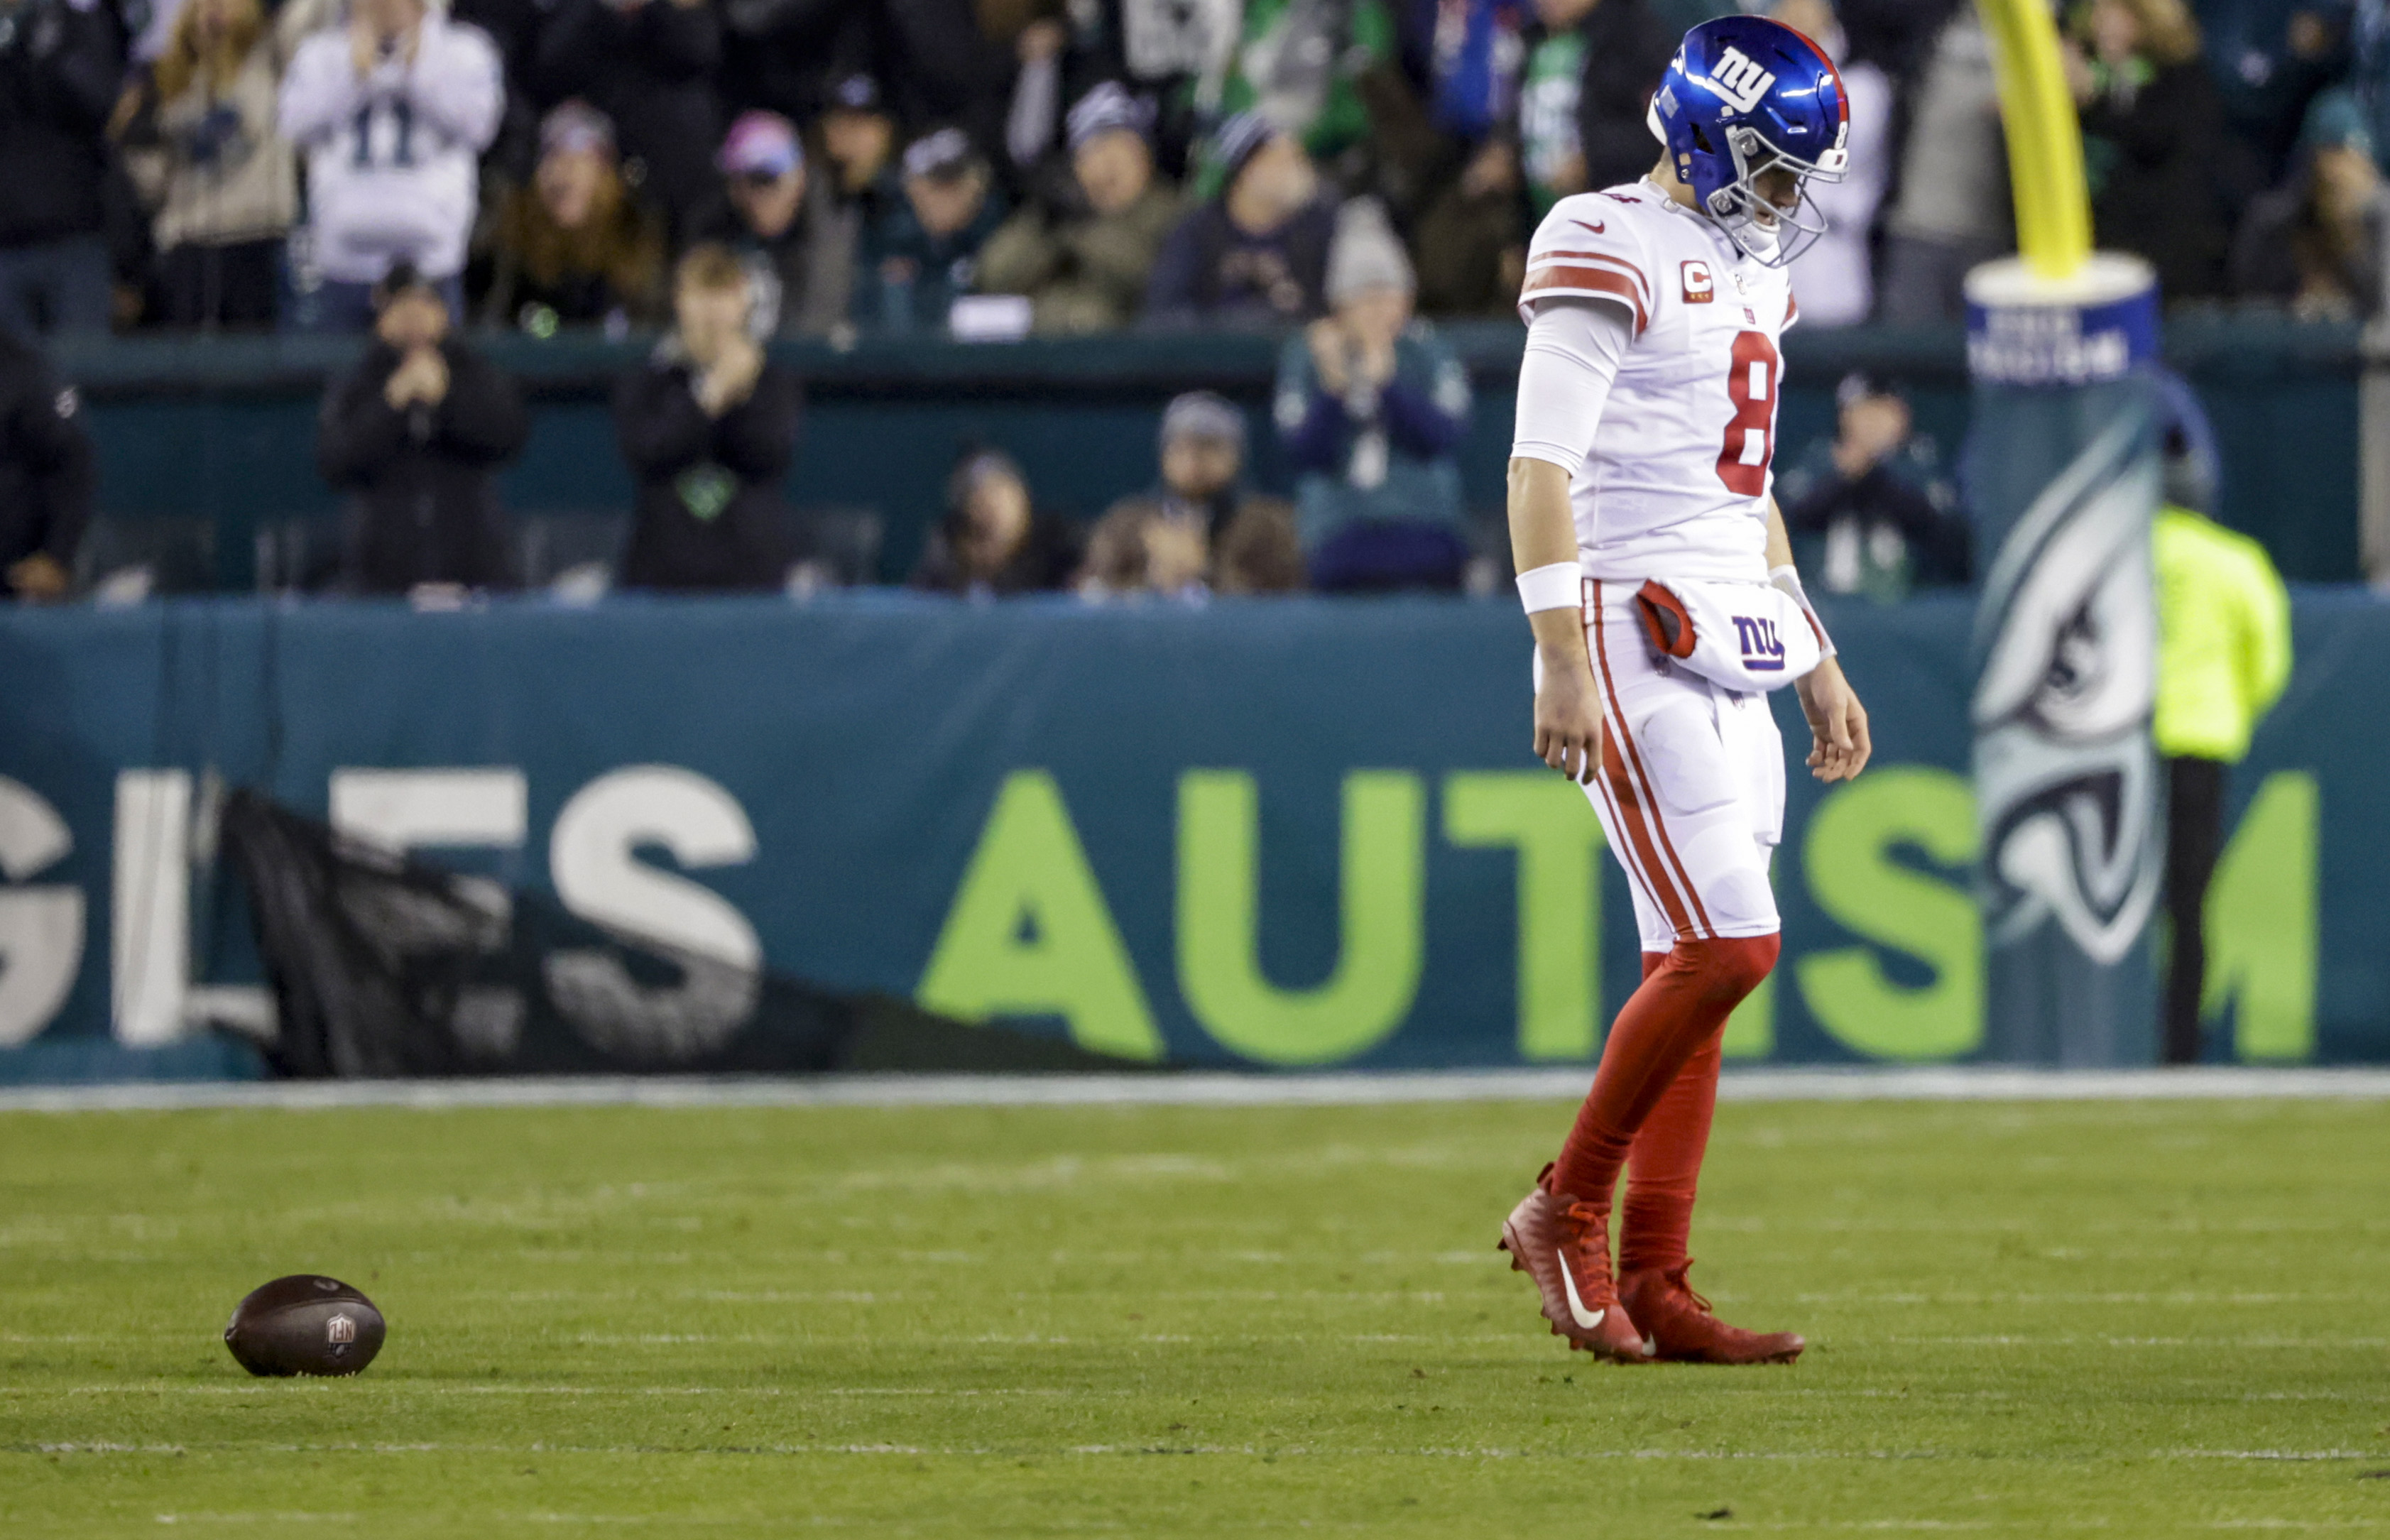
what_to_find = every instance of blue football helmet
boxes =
[1647,16,1850,268]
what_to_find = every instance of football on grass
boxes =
[224,1275,386,1377]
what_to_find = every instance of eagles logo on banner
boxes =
[1971,409,2163,966]
[1963,250,2163,1064]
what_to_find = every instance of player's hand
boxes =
[1796,657,1872,783]
[1534,650,1605,786]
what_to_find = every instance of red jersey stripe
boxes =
[1532,251,1651,302]
[1521,266,1649,334]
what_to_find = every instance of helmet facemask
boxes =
[1703,124,1843,268]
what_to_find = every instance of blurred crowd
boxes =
[1,228,1972,603]
[0,0,2384,341]
[1,0,2367,604]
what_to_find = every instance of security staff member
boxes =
[2153,379,2292,1064]
[0,329,92,601]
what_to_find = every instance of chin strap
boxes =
[1769,564,1835,661]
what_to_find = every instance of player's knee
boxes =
[1689,933,1779,1005]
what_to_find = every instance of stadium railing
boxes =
[49,315,2368,592]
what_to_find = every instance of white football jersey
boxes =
[1517,182,1798,582]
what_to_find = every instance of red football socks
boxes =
[1549,934,1778,1216]
[1620,1008,1725,1276]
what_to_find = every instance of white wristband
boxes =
[1769,564,1836,660]
[1515,562,1582,616]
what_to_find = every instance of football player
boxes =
[1497,15,1873,1365]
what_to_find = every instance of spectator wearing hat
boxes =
[710,109,856,337]
[316,261,529,594]
[525,0,723,239]
[819,72,900,226]
[1273,198,1473,591]
[1080,391,1303,598]
[615,243,804,591]
[0,329,92,601]
[0,0,124,336]
[481,101,667,334]
[1144,114,1338,329]
[1775,373,1971,600]
[2232,89,2388,318]
[976,84,1182,334]
[278,0,503,332]
[853,126,1008,332]
[911,447,1083,596]
[111,0,303,330]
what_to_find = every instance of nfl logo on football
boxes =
[327,1315,356,1344]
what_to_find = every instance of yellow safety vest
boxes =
[2151,504,2292,763]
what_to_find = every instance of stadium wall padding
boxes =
[57,316,2363,588]
[0,591,2374,1078]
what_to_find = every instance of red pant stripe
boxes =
[1589,580,1715,940]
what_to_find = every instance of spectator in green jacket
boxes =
[2151,378,2293,1064]
[1212,0,1397,188]
[1274,198,1473,591]
[975,84,1182,334]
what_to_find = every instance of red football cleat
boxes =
[1497,1164,1649,1361]
[1618,1262,1804,1365]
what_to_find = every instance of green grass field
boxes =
[2,1093,2387,1536]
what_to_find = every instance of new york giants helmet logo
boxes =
[1698,46,1777,116]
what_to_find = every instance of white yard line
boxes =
[2,1066,2389,1114]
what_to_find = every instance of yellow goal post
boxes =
[1973,0,2094,281]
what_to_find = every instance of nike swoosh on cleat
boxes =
[1556,1251,1604,1331]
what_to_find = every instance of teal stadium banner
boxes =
[0,593,2363,1076]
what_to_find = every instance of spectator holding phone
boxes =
[1274,200,1472,591]
[278,0,503,332]
[316,261,529,594]
[616,244,803,591]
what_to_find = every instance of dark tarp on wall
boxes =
[218,790,1139,1078]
